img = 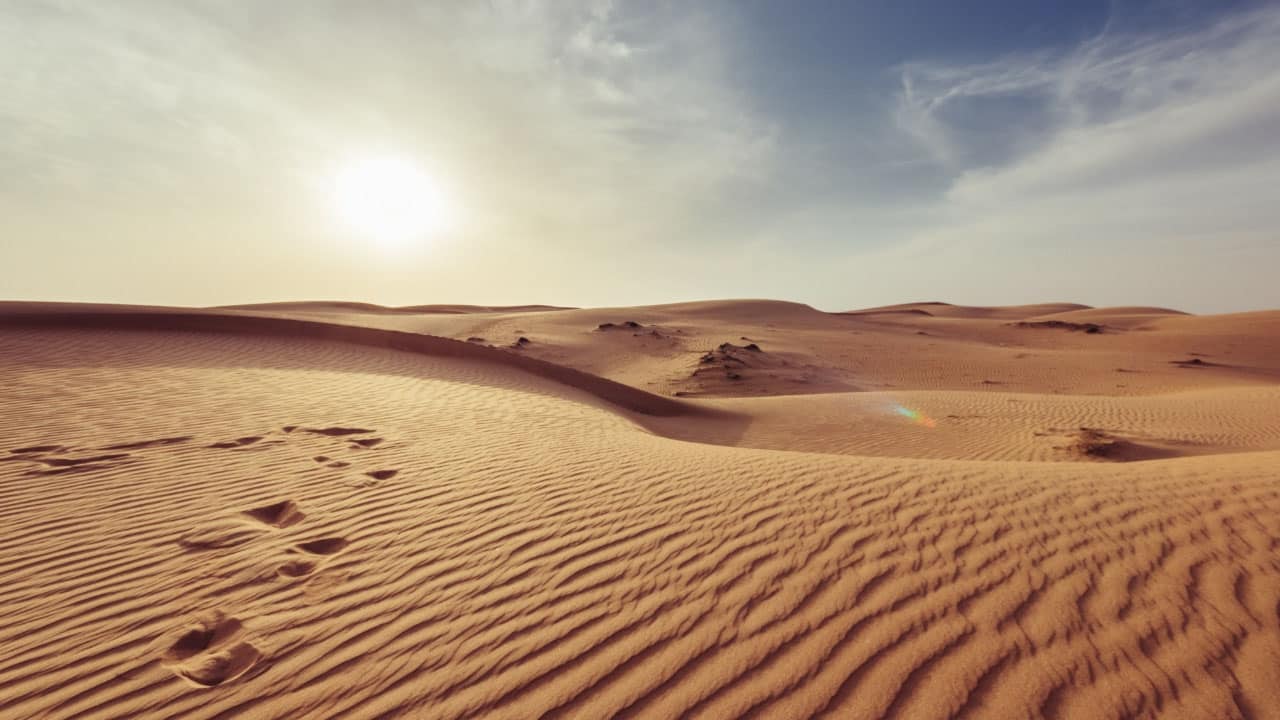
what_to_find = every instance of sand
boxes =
[0,300,1277,719]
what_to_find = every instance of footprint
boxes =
[243,500,305,529]
[40,453,130,467]
[19,453,131,475]
[365,469,398,481]
[304,427,373,437]
[313,455,350,469]
[164,614,243,662]
[302,571,350,600]
[349,437,384,449]
[280,536,348,579]
[162,613,261,688]
[208,436,264,450]
[295,538,349,555]
[276,559,318,578]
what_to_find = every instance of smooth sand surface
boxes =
[1,300,1278,719]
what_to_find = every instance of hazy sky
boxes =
[3,0,1278,312]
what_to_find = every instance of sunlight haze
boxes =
[2,1,1278,311]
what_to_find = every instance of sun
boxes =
[330,155,451,247]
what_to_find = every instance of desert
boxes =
[6,2,1280,717]
[1,300,1278,718]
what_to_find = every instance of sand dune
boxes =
[669,386,1280,461]
[844,301,1095,320]
[218,301,574,315]
[0,304,708,419]
[300,298,1280,398]
[1,300,1278,719]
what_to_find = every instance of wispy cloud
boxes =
[0,2,771,203]
[0,1,778,303]
[1,2,1277,310]
[871,4,1280,310]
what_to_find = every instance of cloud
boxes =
[2,1,1277,311]
[0,2,771,217]
[0,1,780,304]
[874,4,1280,311]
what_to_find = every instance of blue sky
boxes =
[2,0,1278,312]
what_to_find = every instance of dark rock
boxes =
[598,320,642,331]
[1014,320,1104,333]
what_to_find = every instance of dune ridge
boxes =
[217,301,575,314]
[0,305,707,420]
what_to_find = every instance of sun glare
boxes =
[331,155,451,247]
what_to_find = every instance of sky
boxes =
[2,0,1278,313]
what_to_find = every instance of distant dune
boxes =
[2,298,1278,718]
[218,301,575,314]
[843,301,1093,320]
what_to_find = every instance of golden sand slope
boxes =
[214,298,1280,398]
[1,303,1278,719]
[669,385,1280,461]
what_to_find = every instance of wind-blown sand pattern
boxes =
[1,302,1278,719]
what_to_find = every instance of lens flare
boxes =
[891,403,937,428]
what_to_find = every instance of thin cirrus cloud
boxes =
[866,4,1280,312]
[0,1,1277,312]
